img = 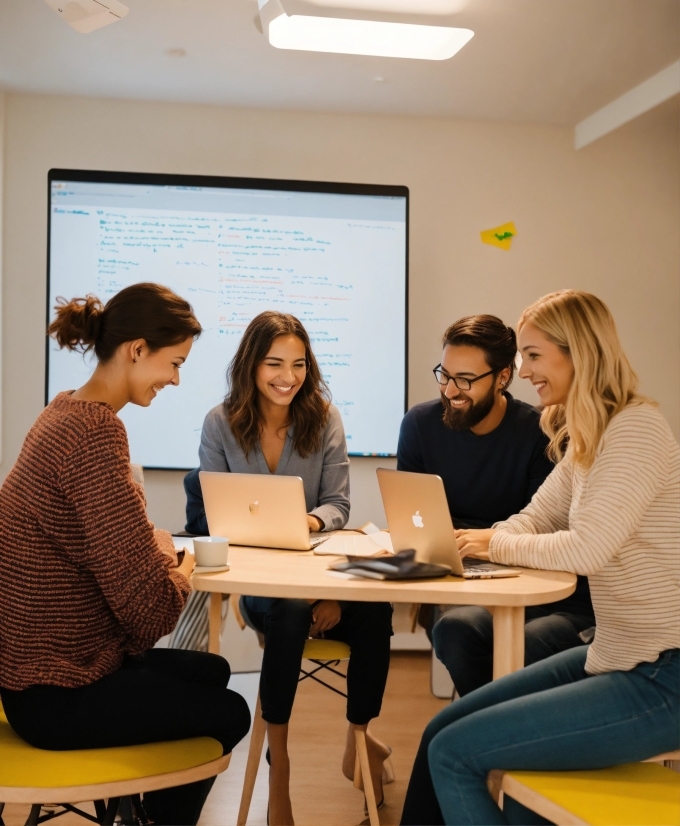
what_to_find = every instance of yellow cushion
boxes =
[302,639,350,661]
[506,763,680,826]
[0,710,222,789]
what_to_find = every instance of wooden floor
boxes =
[3,652,447,826]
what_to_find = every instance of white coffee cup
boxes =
[193,536,229,569]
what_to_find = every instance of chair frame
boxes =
[0,754,231,826]
[299,657,348,698]
[236,656,380,826]
[487,751,680,826]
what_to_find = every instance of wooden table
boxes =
[192,545,576,679]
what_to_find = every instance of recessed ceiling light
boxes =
[166,48,187,58]
[306,0,469,13]
[43,0,129,33]
[258,0,474,61]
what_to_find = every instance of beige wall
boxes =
[2,92,678,530]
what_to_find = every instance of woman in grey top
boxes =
[199,311,393,826]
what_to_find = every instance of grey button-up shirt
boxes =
[199,402,350,531]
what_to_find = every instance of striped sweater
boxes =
[0,393,191,691]
[489,403,680,675]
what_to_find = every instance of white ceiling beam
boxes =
[575,60,680,150]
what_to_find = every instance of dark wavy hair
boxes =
[47,282,202,362]
[443,314,517,385]
[224,311,330,458]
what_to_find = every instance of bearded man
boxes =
[397,315,594,696]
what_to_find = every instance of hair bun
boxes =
[47,294,104,353]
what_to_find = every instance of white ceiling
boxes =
[0,0,678,124]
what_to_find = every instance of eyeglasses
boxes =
[432,365,496,391]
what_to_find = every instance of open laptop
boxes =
[199,471,327,551]
[376,468,521,579]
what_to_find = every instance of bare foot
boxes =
[342,726,392,799]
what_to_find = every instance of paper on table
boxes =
[367,531,394,552]
[172,536,194,553]
[314,532,393,557]
[358,522,381,535]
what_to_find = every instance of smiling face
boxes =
[255,334,308,410]
[439,344,505,431]
[128,336,193,407]
[518,322,575,406]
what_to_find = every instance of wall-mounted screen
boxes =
[47,170,408,469]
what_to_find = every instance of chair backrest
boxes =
[130,464,145,488]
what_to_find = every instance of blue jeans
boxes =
[400,646,680,825]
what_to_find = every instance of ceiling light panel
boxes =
[259,0,474,60]
[305,0,469,13]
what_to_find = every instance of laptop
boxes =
[199,471,327,551]
[376,468,521,579]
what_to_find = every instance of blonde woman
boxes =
[401,290,679,826]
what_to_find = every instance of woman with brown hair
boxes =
[0,283,250,826]
[196,310,393,825]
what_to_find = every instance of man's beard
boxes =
[441,383,496,431]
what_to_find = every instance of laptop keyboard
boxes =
[462,557,504,573]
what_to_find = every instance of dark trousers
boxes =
[1,649,251,826]
[431,577,596,697]
[241,597,393,725]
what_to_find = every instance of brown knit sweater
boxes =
[0,392,191,691]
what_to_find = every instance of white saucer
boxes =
[194,563,230,573]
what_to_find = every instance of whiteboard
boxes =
[46,170,408,469]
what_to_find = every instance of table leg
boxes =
[492,606,525,680]
[208,592,222,655]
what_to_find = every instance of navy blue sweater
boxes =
[397,393,553,529]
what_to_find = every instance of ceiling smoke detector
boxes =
[43,0,129,34]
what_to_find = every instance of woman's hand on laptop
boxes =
[310,600,341,636]
[307,514,324,532]
[456,529,496,560]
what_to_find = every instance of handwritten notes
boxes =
[50,196,407,465]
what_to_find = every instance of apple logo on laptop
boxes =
[412,510,424,528]
[249,501,259,515]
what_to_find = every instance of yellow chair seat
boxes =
[302,639,350,661]
[0,704,223,791]
[503,762,680,826]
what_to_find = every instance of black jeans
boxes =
[1,649,251,826]
[431,577,596,697]
[241,597,393,725]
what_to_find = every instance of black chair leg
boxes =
[118,797,134,825]
[131,794,151,825]
[101,798,120,826]
[24,804,42,826]
[93,801,107,824]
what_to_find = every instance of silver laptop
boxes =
[199,471,326,551]
[376,468,521,579]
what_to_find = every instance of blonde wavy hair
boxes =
[518,290,650,468]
